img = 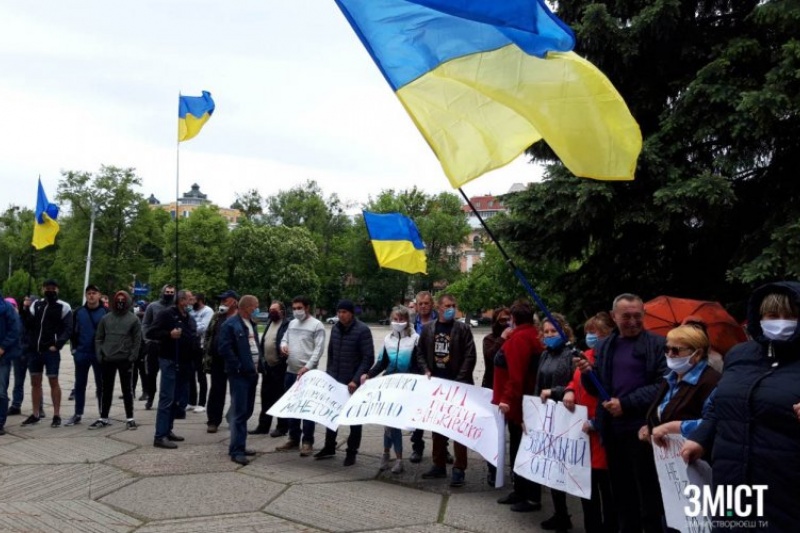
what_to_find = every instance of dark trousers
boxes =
[73,351,102,417]
[131,351,146,397]
[433,432,466,469]
[228,373,257,457]
[100,360,133,419]
[605,430,664,533]
[206,357,227,426]
[285,372,315,444]
[324,425,362,455]
[509,421,541,503]
[256,364,288,432]
[582,468,617,533]
[188,365,207,407]
[411,428,425,454]
[155,358,176,439]
[144,343,160,401]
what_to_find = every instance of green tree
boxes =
[231,189,264,221]
[496,0,798,320]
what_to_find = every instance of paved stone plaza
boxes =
[0,325,585,532]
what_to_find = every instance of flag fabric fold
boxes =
[335,0,642,186]
[363,211,427,275]
[32,178,60,250]
[178,91,215,142]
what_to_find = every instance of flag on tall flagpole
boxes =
[32,178,60,250]
[178,91,215,142]
[334,0,642,186]
[363,211,427,275]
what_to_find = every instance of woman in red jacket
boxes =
[563,312,617,533]
[492,300,544,513]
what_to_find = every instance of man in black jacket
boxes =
[147,289,197,449]
[204,290,238,433]
[313,300,374,465]
[578,293,667,533]
[249,300,291,437]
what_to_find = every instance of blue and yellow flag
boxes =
[32,178,60,250]
[178,91,215,142]
[335,0,641,185]
[363,211,427,275]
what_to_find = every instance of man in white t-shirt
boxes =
[218,295,261,466]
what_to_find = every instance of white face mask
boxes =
[760,319,797,341]
[218,305,228,314]
[391,321,407,333]
[293,309,306,321]
[666,351,696,374]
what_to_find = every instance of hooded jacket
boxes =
[21,292,73,352]
[689,281,800,531]
[141,285,174,341]
[95,291,142,363]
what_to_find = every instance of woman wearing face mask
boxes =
[537,313,576,531]
[638,325,720,449]
[562,312,617,533]
[682,282,800,532]
[481,306,511,485]
[361,305,419,474]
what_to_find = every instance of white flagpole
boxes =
[81,204,97,305]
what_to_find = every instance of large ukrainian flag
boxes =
[178,91,215,142]
[363,211,427,275]
[335,0,642,186]
[32,178,60,250]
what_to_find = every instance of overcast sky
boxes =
[0,1,543,214]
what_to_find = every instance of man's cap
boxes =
[217,290,240,301]
[336,299,355,314]
[85,284,100,293]
[42,279,59,288]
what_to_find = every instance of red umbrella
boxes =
[643,296,747,356]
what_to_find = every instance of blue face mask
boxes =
[544,336,565,350]
[585,333,598,348]
[443,308,456,321]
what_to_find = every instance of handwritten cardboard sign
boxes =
[266,369,351,430]
[514,396,592,499]
[653,434,713,532]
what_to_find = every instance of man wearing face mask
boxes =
[141,285,176,410]
[188,292,212,413]
[276,295,325,456]
[204,290,239,433]
[576,293,667,533]
[20,279,73,428]
[416,293,476,488]
[682,281,800,532]
[314,299,374,465]
[94,290,142,430]
[249,300,290,437]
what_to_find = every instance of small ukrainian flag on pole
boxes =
[178,91,215,142]
[32,178,60,250]
[363,211,427,275]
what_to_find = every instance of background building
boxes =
[148,183,241,227]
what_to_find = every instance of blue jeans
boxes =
[228,373,257,457]
[284,372,315,444]
[383,427,403,454]
[11,352,28,408]
[155,358,177,440]
[73,351,102,416]
[0,357,11,428]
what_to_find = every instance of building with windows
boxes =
[459,184,525,272]
[148,183,241,227]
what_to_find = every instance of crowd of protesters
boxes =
[0,280,798,532]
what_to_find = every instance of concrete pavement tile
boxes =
[370,524,472,533]
[12,420,129,439]
[135,512,324,533]
[0,464,135,500]
[264,480,441,532]
[244,453,354,484]
[100,471,284,520]
[0,436,136,465]
[109,425,229,447]
[0,432,25,445]
[106,444,239,476]
[0,500,140,532]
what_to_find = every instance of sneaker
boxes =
[497,492,524,505]
[138,393,149,401]
[511,500,542,512]
[64,415,82,426]
[275,440,299,452]
[154,438,178,449]
[379,453,391,471]
[343,452,356,466]
[450,467,465,487]
[248,425,271,436]
[7,406,21,416]
[126,420,138,430]
[88,419,111,430]
[145,400,153,410]
[193,406,206,413]
[446,451,454,465]
[207,424,218,434]
[186,404,196,411]
[391,459,405,474]
[68,390,75,401]
[313,446,336,460]
[540,514,572,530]
[38,410,46,419]
[269,428,286,438]
[299,443,314,457]
[50,416,62,428]
[409,451,423,464]
[421,466,447,479]
[21,415,40,426]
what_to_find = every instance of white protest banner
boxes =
[513,396,592,499]
[653,434,713,533]
[266,369,350,430]
[339,374,505,471]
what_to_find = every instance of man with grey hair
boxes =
[577,293,667,532]
[147,289,197,449]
